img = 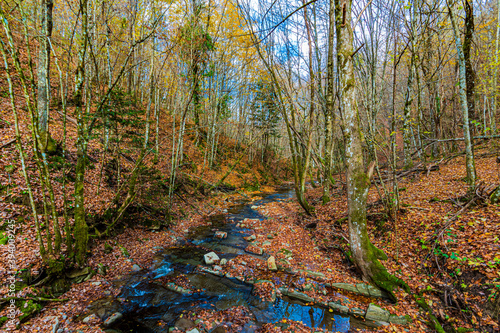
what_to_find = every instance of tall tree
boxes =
[335,0,401,299]
[447,0,476,192]
[463,0,476,131]
[37,0,54,153]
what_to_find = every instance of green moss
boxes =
[455,328,473,333]
[0,316,8,327]
[104,242,113,254]
[370,243,388,261]
[47,257,64,275]
[17,300,43,323]
[322,195,330,205]
[414,294,446,333]
[119,245,129,257]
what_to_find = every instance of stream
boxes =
[95,188,369,332]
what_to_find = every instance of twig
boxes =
[406,206,430,211]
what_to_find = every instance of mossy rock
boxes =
[17,300,43,323]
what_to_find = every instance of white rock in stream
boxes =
[204,252,220,265]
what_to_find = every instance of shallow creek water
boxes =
[97,188,369,332]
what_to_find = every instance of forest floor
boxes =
[1,143,499,332]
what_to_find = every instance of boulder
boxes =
[365,304,390,322]
[131,264,142,272]
[175,318,195,330]
[328,301,349,314]
[280,288,314,303]
[204,252,220,265]
[388,314,408,325]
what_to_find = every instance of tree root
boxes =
[0,296,67,305]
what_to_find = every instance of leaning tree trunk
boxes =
[335,0,401,300]
[447,0,476,192]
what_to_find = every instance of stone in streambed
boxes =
[389,314,408,325]
[365,303,390,322]
[349,307,365,317]
[215,231,227,239]
[82,314,99,324]
[244,234,256,241]
[328,301,349,314]
[103,312,123,327]
[204,252,220,265]
[245,245,263,255]
[280,288,314,303]
[175,318,195,330]
[211,326,227,333]
[267,256,277,271]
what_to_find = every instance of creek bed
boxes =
[94,188,370,332]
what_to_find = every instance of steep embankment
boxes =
[250,152,500,332]
[0,51,289,331]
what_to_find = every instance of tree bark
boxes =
[73,0,89,266]
[37,0,54,153]
[447,0,476,192]
[463,0,476,131]
[335,0,400,300]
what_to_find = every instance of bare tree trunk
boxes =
[492,0,500,134]
[335,0,401,300]
[463,0,476,132]
[73,0,89,267]
[37,0,54,153]
[322,0,335,204]
[447,0,476,192]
